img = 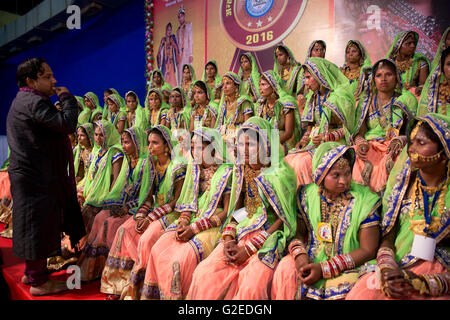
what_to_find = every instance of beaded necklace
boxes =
[244,165,262,219]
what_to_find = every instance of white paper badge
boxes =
[232,207,248,223]
[410,234,436,261]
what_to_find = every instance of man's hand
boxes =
[55,87,69,97]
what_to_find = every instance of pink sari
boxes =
[346,260,450,300]
[186,232,275,300]
[352,140,390,193]
[77,209,131,282]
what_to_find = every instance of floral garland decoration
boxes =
[145,0,155,86]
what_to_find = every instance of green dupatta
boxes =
[354,59,418,141]
[417,27,450,116]
[125,91,147,130]
[150,69,173,94]
[83,120,123,207]
[386,31,430,90]
[297,142,381,298]
[238,52,261,100]
[381,113,450,269]
[190,80,219,130]
[181,63,197,102]
[166,86,191,131]
[74,123,95,179]
[76,95,91,126]
[299,57,355,147]
[256,70,301,150]
[221,117,297,269]
[1,149,10,170]
[138,125,187,226]
[106,93,127,130]
[215,72,255,131]
[341,40,372,97]
[273,44,302,97]
[103,88,119,119]
[144,88,170,129]
[101,126,151,212]
[201,60,222,99]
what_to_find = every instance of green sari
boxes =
[381,113,450,269]
[201,60,222,100]
[215,71,255,133]
[77,95,91,126]
[166,127,233,261]
[273,44,302,97]
[220,117,297,269]
[106,93,127,131]
[83,120,123,207]
[238,52,261,101]
[297,142,381,299]
[78,92,103,126]
[354,59,418,141]
[74,123,95,190]
[256,70,301,152]
[190,80,219,130]
[386,31,430,90]
[294,57,355,151]
[417,27,450,117]
[144,88,170,130]
[340,40,372,98]
[181,63,197,102]
[166,86,191,131]
[149,69,173,94]
[102,88,119,120]
[139,125,187,228]
[125,91,147,130]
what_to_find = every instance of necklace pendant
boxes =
[317,222,333,242]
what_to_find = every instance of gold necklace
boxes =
[438,79,450,115]
[343,66,361,81]
[263,101,275,119]
[408,172,447,236]
[199,165,216,195]
[244,165,262,219]
[156,159,170,179]
[395,57,413,74]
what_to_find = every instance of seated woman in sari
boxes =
[189,80,218,132]
[90,109,103,124]
[149,69,173,104]
[239,52,261,103]
[347,114,450,300]
[100,125,186,299]
[284,57,355,188]
[106,93,127,134]
[83,92,103,123]
[256,70,301,153]
[78,92,98,126]
[166,87,190,131]
[79,120,123,236]
[142,127,233,300]
[340,40,372,98]
[102,88,119,119]
[77,127,150,282]
[187,117,297,300]
[273,44,301,98]
[125,91,146,130]
[272,142,381,300]
[201,60,222,103]
[386,30,430,98]
[74,123,95,189]
[180,63,196,104]
[296,40,326,101]
[215,72,254,160]
[144,88,170,130]
[352,59,418,193]
[417,28,450,117]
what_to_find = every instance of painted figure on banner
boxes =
[176,5,193,87]
[157,22,179,88]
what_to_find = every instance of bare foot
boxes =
[29,279,68,296]
[21,275,30,285]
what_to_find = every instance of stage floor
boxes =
[0,223,105,300]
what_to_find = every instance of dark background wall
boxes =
[0,0,146,136]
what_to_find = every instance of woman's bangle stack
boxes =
[288,239,307,259]
[133,204,151,220]
[411,273,450,296]
[244,230,270,257]
[148,204,172,222]
[325,128,345,142]
[222,222,237,240]
[377,247,397,273]
[320,254,355,279]
[178,212,192,225]
[190,218,213,234]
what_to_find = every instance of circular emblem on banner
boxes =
[220,0,308,51]
[246,0,273,17]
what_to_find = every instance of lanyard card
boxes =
[232,207,248,224]
[410,234,436,261]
